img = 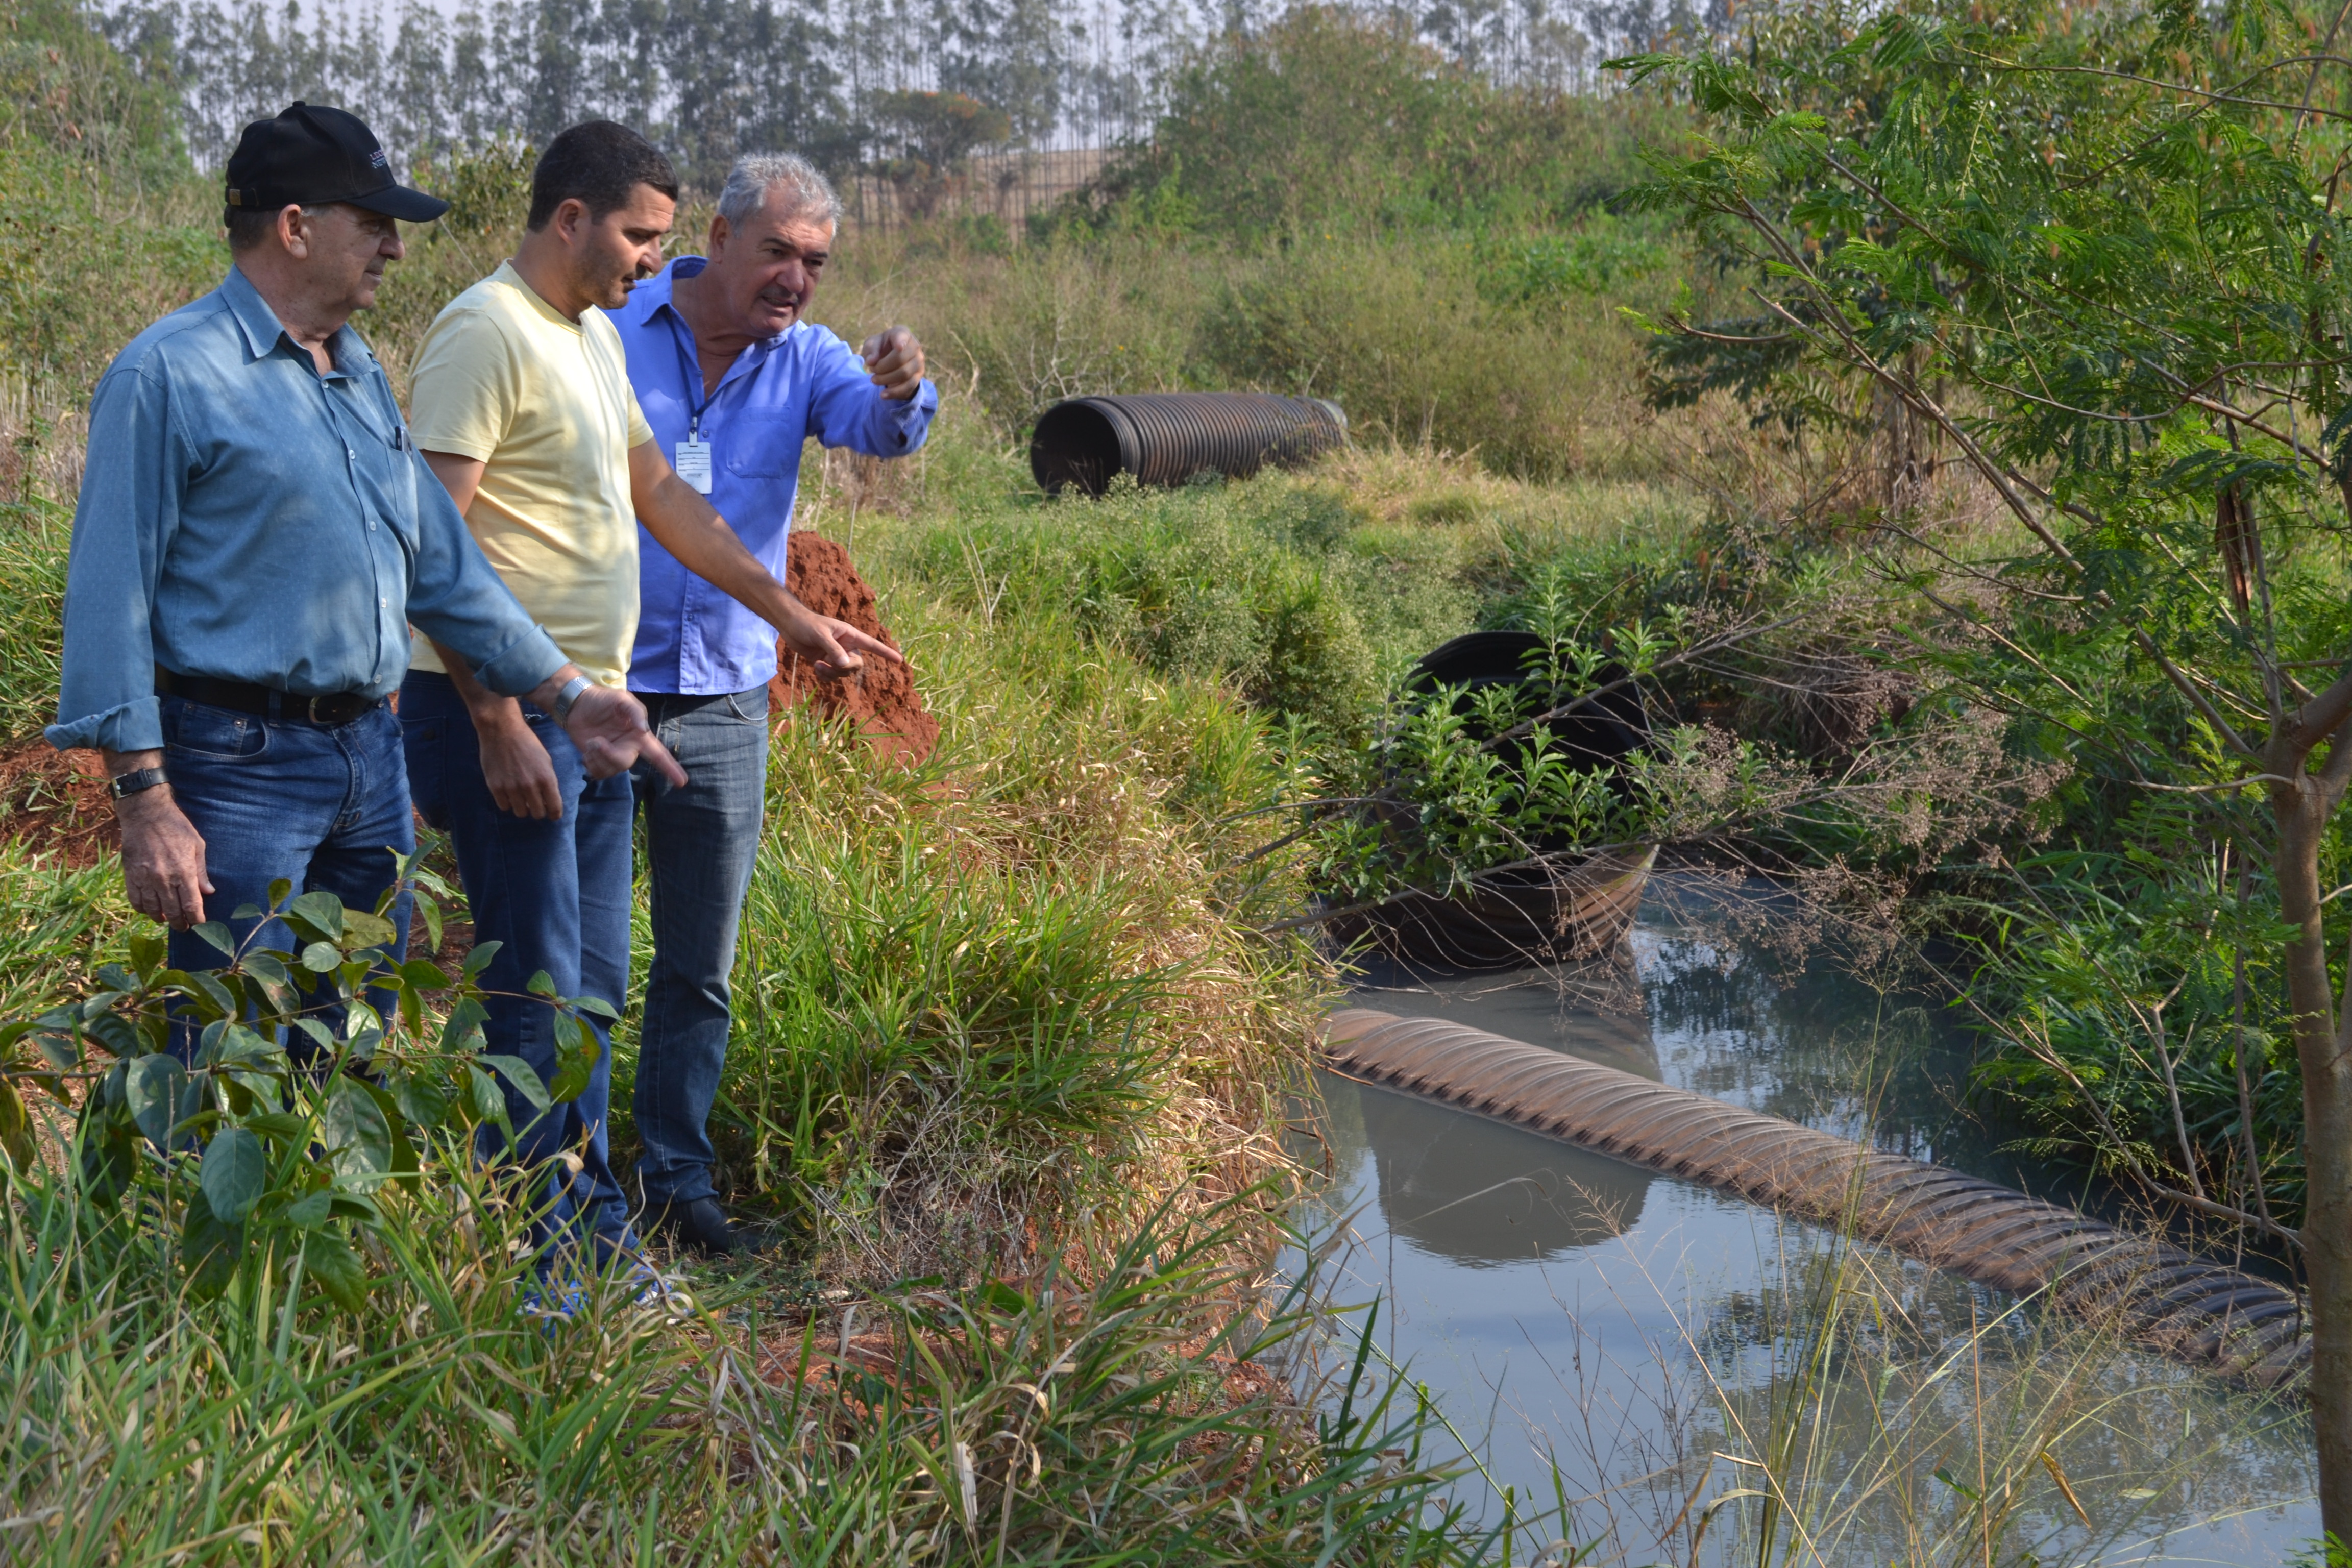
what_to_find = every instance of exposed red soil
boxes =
[0,740,116,866]
[772,532,939,766]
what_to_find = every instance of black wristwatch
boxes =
[108,766,169,800]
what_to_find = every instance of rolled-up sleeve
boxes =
[805,330,937,458]
[48,365,177,753]
[401,450,566,697]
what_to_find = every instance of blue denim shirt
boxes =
[608,257,938,695]
[49,266,567,754]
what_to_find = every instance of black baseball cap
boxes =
[224,102,449,223]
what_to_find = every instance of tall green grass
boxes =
[0,1140,1483,1564]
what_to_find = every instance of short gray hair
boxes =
[717,152,841,230]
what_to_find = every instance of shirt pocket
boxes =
[723,414,807,478]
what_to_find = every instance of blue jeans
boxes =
[160,695,413,1056]
[631,685,770,1206]
[401,672,634,1258]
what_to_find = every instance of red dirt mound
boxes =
[0,740,116,866]
[772,532,939,765]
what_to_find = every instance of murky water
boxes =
[1297,879,2318,1565]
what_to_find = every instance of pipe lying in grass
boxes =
[1324,1008,2310,1390]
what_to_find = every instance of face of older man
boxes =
[290,203,406,318]
[703,197,834,339]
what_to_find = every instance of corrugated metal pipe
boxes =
[1030,393,1348,497]
[1326,1009,2310,1389]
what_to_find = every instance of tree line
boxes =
[91,0,1721,188]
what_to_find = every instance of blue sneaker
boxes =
[519,1278,587,1322]
[622,1259,693,1319]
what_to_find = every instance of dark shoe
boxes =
[645,1196,747,1257]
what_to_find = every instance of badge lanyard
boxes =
[667,311,716,495]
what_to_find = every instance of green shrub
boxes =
[884,476,1478,737]
[1198,234,1675,480]
[0,499,65,740]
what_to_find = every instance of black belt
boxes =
[156,669,381,726]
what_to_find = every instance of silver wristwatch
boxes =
[550,673,593,723]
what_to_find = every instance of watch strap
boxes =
[549,673,593,724]
[108,766,169,800]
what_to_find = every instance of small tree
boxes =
[870,89,1011,220]
[1616,0,2352,1527]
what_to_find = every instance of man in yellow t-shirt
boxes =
[403,120,898,1293]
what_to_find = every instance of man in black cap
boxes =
[50,102,683,1010]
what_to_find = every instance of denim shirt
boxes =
[48,266,566,754]
[608,257,938,695]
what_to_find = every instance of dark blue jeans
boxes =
[161,695,413,1054]
[401,672,634,1258]
[631,685,770,1207]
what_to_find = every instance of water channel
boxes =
[1296,877,2319,1565]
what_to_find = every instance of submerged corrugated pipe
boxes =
[1326,1009,2310,1389]
[1029,393,1348,497]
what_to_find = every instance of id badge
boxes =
[676,435,714,494]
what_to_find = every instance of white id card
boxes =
[676,435,713,494]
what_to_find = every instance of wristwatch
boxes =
[108,766,168,800]
[549,673,593,723]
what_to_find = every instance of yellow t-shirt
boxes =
[406,260,653,688]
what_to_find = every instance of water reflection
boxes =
[1302,884,2319,1564]
[1353,1081,1650,1265]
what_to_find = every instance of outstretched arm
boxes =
[625,439,904,678]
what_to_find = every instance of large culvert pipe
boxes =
[1325,1009,2310,1389]
[1030,393,1348,497]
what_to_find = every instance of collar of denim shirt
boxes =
[629,256,786,408]
[218,263,372,380]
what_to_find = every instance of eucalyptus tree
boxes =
[1616,0,2352,1529]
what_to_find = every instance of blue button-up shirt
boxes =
[608,257,938,694]
[49,267,567,754]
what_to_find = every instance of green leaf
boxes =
[282,1189,332,1228]
[0,1079,36,1168]
[468,1064,507,1126]
[571,994,619,1022]
[304,1230,370,1314]
[300,941,342,973]
[322,1080,393,1181]
[124,1054,192,1149]
[462,940,503,979]
[391,1074,451,1131]
[77,1105,135,1206]
[190,922,236,958]
[439,996,489,1054]
[399,959,450,991]
[287,891,346,943]
[342,909,398,951]
[128,930,165,977]
[548,1050,593,1106]
[242,1111,311,1143]
[198,1125,266,1223]
[179,1189,244,1301]
[525,970,557,999]
[478,1055,551,1113]
[415,891,443,958]
[207,1024,279,1067]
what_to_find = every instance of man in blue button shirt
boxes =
[51,102,681,997]
[609,151,937,1254]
